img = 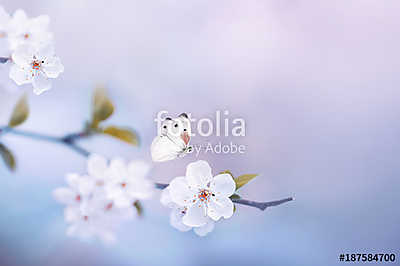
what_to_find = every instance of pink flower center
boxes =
[32,60,41,70]
[198,189,210,202]
[24,33,30,39]
[121,183,127,188]
[105,202,113,211]
[75,195,81,202]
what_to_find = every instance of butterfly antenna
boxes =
[179,113,188,118]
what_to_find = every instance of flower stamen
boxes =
[32,60,41,70]
[198,189,210,202]
[105,202,113,211]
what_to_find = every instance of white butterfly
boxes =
[151,113,192,162]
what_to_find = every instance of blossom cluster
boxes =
[0,5,291,245]
[53,154,155,244]
[0,6,63,94]
[161,160,236,236]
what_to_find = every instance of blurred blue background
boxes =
[0,0,399,265]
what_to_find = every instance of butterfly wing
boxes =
[150,135,182,162]
[151,113,192,162]
[166,114,191,148]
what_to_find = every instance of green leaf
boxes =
[219,170,234,177]
[233,204,236,213]
[230,194,241,200]
[133,200,143,216]
[91,88,114,128]
[103,126,138,146]
[8,94,29,127]
[0,143,16,171]
[234,174,258,190]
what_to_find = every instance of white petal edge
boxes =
[168,176,196,207]
[207,197,234,221]
[182,204,208,227]
[193,219,215,237]
[32,71,51,94]
[186,160,213,188]
[127,160,151,179]
[11,44,34,66]
[9,64,32,85]
[210,173,236,198]
[53,187,76,205]
[87,154,108,180]
[170,208,192,232]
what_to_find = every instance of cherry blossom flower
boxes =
[161,186,215,236]
[53,173,95,206]
[60,188,134,244]
[105,158,155,208]
[0,6,9,30]
[64,198,119,244]
[0,6,10,57]
[167,160,236,227]
[53,154,147,244]
[53,174,119,244]
[9,43,64,94]
[6,9,53,50]
[87,153,110,187]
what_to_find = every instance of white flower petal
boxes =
[182,204,208,227]
[65,173,80,189]
[12,9,27,23]
[0,6,10,26]
[113,195,131,208]
[53,187,76,205]
[9,64,32,85]
[12,44,34,66]
[168,176,196,206]
[37,43,54,59]
[64,206,81,223]
[105,185,123,199]
[77,176,95,196]
[127,160,151,179]
[207,197,234,221]
[108,158,128,183]
[32,71,51,94]
[186,160,213,188]
[126,179,154,200]
[193,219,215,237]
[210,173,236,198]
[170,208,192,232]
[30,15,50,31]
[43,56,63,78]
[160,186,174,207]
[87,154,108,180]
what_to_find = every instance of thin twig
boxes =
[231,197,293,211]
[0,127,91,157]
[155,183,168,189]
[0,57,9,63]
[0,126,293,211]
[154,182,293,211]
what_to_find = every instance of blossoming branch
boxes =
[0,6,293,244]
[0,7,63,94]
[0,90,293,242]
